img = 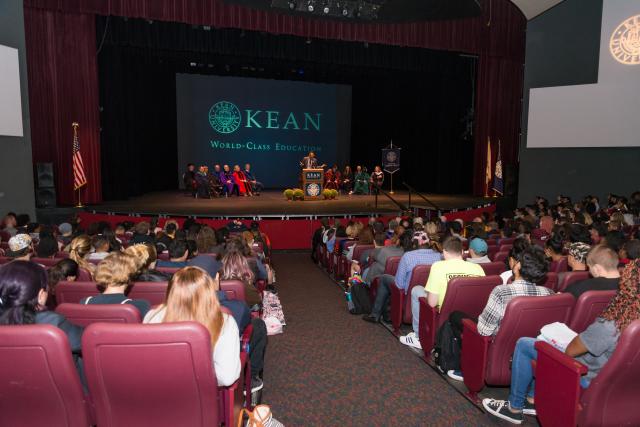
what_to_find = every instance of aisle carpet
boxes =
[262,252,498,426]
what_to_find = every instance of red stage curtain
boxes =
[23,7,102,205]
[24,0,525,202]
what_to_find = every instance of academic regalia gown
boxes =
[233,171,252,195]
[353,171,369,194]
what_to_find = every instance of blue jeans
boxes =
[411,285,427,335]
[508,337,590,410]
[370,274,394,318]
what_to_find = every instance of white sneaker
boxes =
[447,370,464,382]
[399,332,422,349]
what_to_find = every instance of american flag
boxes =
[72,123,87,190]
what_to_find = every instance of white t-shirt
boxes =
[143,307,241,386]
[499,269,513,285]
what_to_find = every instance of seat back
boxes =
[492,251,509,263]
[0,324,89,427]
[32,257,62,267]
[55,251,69,259]
[557,271,591,292]
[55,281,102,304]
[220,279,246,302]
[77,267,93,281]
[128,282,169,306]
[540,272,559,291]
[403,264,432,324]
[438,276,503,328]
[549,256,568,274]
[480,262,507,276]
[82,322,219,427]
[579,320,640,426]
[498,237,515,245]
[352,244,374,265]
[487,245,499,261]
[0,256,10,265]
[567,290,617,333]
[498,244,513,253]
[156,266,179,275]
[384,256,401,276]
[56,303,142,326]
[486,293,575,384]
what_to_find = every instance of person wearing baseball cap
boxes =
[5,234,33,261]
[468,238,491,264]
[58,222,74,247]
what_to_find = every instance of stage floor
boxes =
[88,191,491,217]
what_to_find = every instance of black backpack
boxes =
[433,320,462,373]
[348,283,372,315]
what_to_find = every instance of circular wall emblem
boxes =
[386,151,397,162]
[307,183,320,197]
[209,101,242,134]
[610,15,640,65]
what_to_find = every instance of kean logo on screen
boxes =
[208,100,322,134]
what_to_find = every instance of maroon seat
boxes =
[128,281,169,306]
[567,290,617,333]
[31,257,63,267]
[479,261,507,276]
[461,293,575,400]
[220,279,246,302]
[337,240,357,279]
[0,230,10,242]
[157,252,170,261]
[0,324,89,427]
[77,267,93,281]
[498,237,515,245]
[498,244,513,253]
[343,243,374,280]
[55,303,142,326]
[557,270,591,292]
[328,237,347,274]
[549,256,568,274]
[390,264,431,334]
[55,251,70,259]
[82,322,220,427]
[0,256,10,265]
[156,266,180,275]
[492,251,509,263]
[418,275,502,354]
[486,245,499,261]
[541,272,559,291]
[369,256,402,304]
[535,320,640,427]
[55,281,103,304]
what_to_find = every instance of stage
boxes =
[87,190,492,218]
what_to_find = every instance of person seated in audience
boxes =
[602,230,627,257]
[5,234,33,262]
[0,261,84,376]
[129,221,155,245]
[46,258,78,309]
[126,244,171,282]
[543,234,565,263]
[249,221,271,258]
[101,228,122,252]
[221,240,263,307]
[80,252,150,317]
[622,240,640,262]
[483,259,640,424]
[446,246,554,381]
[56,222,74,248]
[36,231,58,258]
[326,224,347,254]
[87,236,110,261]
[195,226,218,254]
[156,239,189,269]
[156,221,177,252]
[226,218,247,233]
[359,230,406,285]
[68,235,96,277]
[447,220,466,242]
[363,231,442,324]
[143,266,241,387]
[567,242,591,272]
[27,222,41,242]
[399,236,485,349]
[1,212,18,237]
[311,218,330,262]
[564,245,620,299]
[114,223,127,240]
[467,238,491,264]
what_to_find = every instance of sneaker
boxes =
[482,399,523,425]
[362,314,380,323]
[399,332,422,350]
[447,370,464,382]
[522,400,536,416]
[244,377,264,396]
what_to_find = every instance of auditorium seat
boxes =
[157,252,170,261]
[461,293,574,399]
[0,256,9,265]
[492,251,509,263]
[498,237,515,245]
[0,324,90,427]
[369,256,401,304]
[498,244,513,253]
[31,257,62,267]
[549,256,568,274]
[220,279,246,302]
[55,251,69,259]
[486,245,499,261]
[156,266,179,275]
[567,290,617,333]
[541,272,559,291]
[128,282,169,306]
[479,261,507,276]
[55,303,142,326]
[337,240,357,280]
[534,320,640,427]
[0,230,10,242]
[77,267,93,281]
[82,322,221,427]
[55,281,102,304]
[390,264,431,335]
[557,271,591,292]
[418,275,502,355]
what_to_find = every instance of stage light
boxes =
[323,4,330,14]
[288,0,297,10]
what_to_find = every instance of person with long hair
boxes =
[68,235,96,277]
[196,226,218,254]
[221,246,261,307]
[143,267,241,386]
[483,259,640,424]
[46,258,79,309]
[126,244,171,282]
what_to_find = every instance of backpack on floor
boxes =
[261,291,285,326]
[433,320,461,373]
[348,283,372,315]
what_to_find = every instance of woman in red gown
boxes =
[233,165,253,196]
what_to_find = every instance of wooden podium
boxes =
[302,169,324,200]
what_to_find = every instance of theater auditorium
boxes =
[1,0,639,425]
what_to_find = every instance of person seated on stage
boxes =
[330,165,341,191]
[233,165,252,197]
[87,236,110,261]
[324,167,336,190]
[243,164,264,196]
[182,163,197,197]
[156,239,189,269]
[370,165,384,194]
[482,260,640,425]
[80,252,151,317]
[353,165,369,195]
[207,166,222,197]
[194,165,211,199]
[341,166,353,194]
[221,164,239,197]
[564,244,620,299]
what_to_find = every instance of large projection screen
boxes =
[0,44,23,137]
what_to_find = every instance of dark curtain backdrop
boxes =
[24,0,525,204]
[97,17,476,200]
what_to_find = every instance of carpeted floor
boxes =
[262,252,498,426]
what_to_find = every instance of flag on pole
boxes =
[485,138,492,196]
[72,123,87,190]
[492,139,504,195]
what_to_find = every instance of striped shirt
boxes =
[395,249,443,293]
[477,279,554,336]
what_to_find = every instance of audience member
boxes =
[1,212,18,236]
[567,242,591,272]
[46,258,79,308]
[68,235,96,276]
[36,232,58,258]
[129,222,154,245]
[5,234,33,261]
[467,238,491,264]
[87,236,110,261]
[126,244,171,282]
[221,245,261,307]
[156,239,189,268]
[565,245,620,299]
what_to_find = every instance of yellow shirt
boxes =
[425,258,486,308]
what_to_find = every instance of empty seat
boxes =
[461,293,575,399]
[56,303,142,326]
[418,275,502,354]
[567,290,617,333]
[220,279,246,302]
[535,320,640,427]
[390,264,431,334]
[0,324,89,427]
[82,322,220,427]
[479,261,507,276]
[557,270,591,292]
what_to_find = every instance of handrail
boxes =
[402,182,440,211]
[374,188,408,212]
